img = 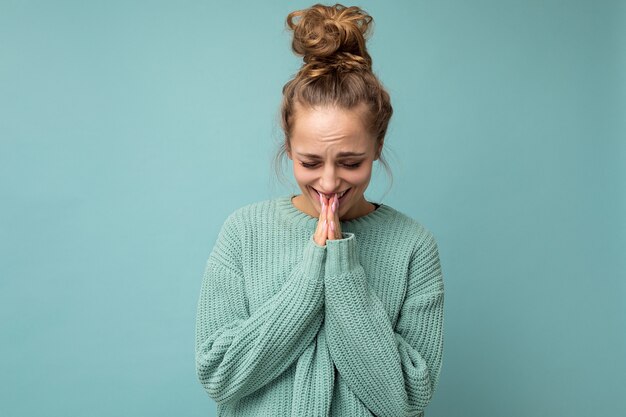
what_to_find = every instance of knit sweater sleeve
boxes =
[195,212,327,405]
[324,231,444,417]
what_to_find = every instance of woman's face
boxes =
[287,103,381,220]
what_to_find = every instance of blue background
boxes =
[1,1,624,416]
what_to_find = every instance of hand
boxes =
[313,193,342,246]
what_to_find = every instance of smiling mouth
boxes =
[311,187,351,204]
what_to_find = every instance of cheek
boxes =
[293,166,315,184]
[346,167,373,186]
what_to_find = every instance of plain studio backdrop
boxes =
[1,1,624,416]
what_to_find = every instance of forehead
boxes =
[290,104,374,154]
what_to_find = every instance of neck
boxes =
[291,194,376,221]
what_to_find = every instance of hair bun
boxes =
[287,3,373,74]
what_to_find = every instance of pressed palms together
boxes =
[313,192,342,246]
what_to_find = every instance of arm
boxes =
[195,215,327,405]
[323,231,444,417]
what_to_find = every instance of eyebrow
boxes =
[295,152,366,159]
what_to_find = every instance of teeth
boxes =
[315,188,349,199]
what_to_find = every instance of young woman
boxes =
[195,4,444,416]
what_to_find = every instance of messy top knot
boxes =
[276,4,393,186]
[287,3,372,77]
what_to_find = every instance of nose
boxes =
[319,164,341,193]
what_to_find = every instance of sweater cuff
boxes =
[303,234,327,273]
[325,232,359,276]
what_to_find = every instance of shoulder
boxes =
[211,198,279,263]
[380,205,439,253]
[383,207,444,292]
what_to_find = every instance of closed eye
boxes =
[300,162,362,169]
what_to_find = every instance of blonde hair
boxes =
[274,3,393,190]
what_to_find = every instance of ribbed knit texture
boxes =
[195,195,444,416]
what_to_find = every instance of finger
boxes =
[314,220,327,246]
[333,192,338,213]
[327,196,333,240]
[333,193,341,238]
[328,193,338,240]
[315,194,329,245]
[330,194,337,239]
[315,214,327,245]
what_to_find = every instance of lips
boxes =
[311,187,351,204]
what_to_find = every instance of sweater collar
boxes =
[275,194,395,232]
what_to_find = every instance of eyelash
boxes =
[301,162,362,169]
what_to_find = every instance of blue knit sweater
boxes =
[195,195,444,416]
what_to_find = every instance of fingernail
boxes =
[332,201,336,213]
[330,220,335,231]
[322,202,326,212]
